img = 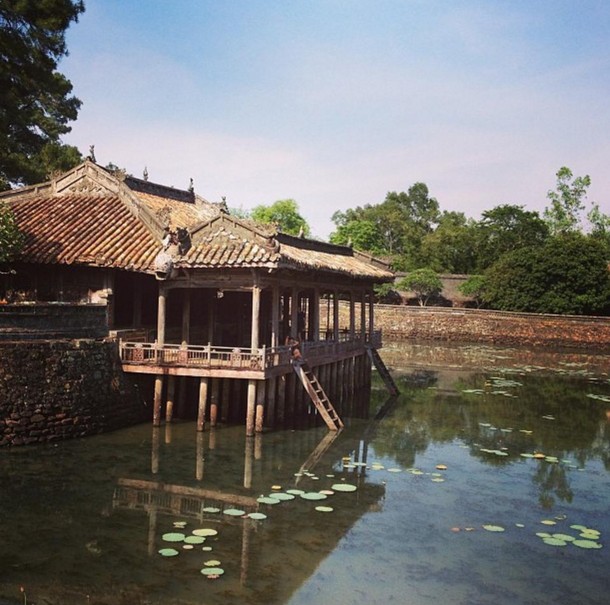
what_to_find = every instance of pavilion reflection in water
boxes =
[112,421,387,599]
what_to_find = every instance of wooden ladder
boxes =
[366,346,400,396]
[293,361,344,431]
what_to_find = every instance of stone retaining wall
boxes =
[371,305,610,351]
[0,340,148,447]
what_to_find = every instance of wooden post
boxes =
[312,287,320,341]
[157,285,167,345]
[151,426,160,474]
[368,289,374,343]
[243,436,254,488]
[197,377,208,432]
[291,286,299,338]
[182,288,191,344]
[153,376,163,427]
[210,378,220,427]
[196,431,205,481]
[361,290,367,340]
[266,377,277,428]
[165,376,175,423]
[255,380,265,433]
[349,292,356,339]
[246,380,256,436]
[271,285,280,347]
[333,290,339,341]
[251,279,261,351]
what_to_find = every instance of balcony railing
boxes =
[118,330,381,372]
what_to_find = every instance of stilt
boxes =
[246,380,256,436]
[255,380,265,433]
[210,378,220,427]
[165,376,175,423]
[266,377,277,428]
[277,375,286,428]
[196,431,204,481]
[153,376,163,427]
[197,377,208,431]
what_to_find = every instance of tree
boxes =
[250,199,310,237]
[483,233,610,315]
[0,0,85,189]
[0,201,24,264]
[476,204,549,270]
[397,268,443,307]
[543,167,591,235]
[329,214,383,252]
[458,274,487,308]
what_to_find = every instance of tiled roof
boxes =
[2,161,393,281]
[8,194,159,271]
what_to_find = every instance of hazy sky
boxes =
[62,0,610,238]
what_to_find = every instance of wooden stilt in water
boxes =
[165,376,175,423]
[277,375,286,428]
[266,377,277,429]
[210,378,220,427]
[153,376,163,427]
[197,377,208,431]
[246,380,256,436]
[255,380,265,433]
[196,431,204,481]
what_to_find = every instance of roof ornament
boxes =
[219,196,229,214]
[347,237,353,247]
[143,166,149,181]
[88,145,96,163]
[188,178,194,193]
[298,226,305,238]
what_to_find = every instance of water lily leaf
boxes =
[158,548,180,557]
[202,507,221,514]
[200,567,224,576]
[536,532,552,538]
[431,477,445,482]
[315,506,334,512]
[204,559,221,566]
[184,535,205,544]
[286,489,305,495]
[257,496,281,505]
[271,492,295,501]
[387,468,401,473]
[223,508,246,516]
[248,512,267,520]
[162,532,186,542]
[552,534,575,542]
[202,546,212,551]
[542,537,567,546]
[192,528,218,537]
[482,525,505,532]
[572,539,603,549]
[540,520,557,526]
[300,492,327,500]
[331,483,357,492]
[570,524,587,531]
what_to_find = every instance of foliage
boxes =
[0,0,84,189]
[458,275,487,308]
[250,198,310,237]
[0,202,24,264]
[396,268,443,307]
[483,233,610,315]
[543,167,591,235]
[417,211,479,274]
[476,204,549,270]
[373,282,402,304]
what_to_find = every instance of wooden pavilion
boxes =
[1,160,395,434]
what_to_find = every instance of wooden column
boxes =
[197,377,208,431]
[271,285,280,347]
[349,292,356,338]
[251,282,261,351]
[368,289,374,343]
[151,427,160,474]
[196,431,205,481]
[181,289,191,344]
[255,380,265,433]
[312,288,320,341]
[246,380,257,436]
[153,376,163,427]
[266,377,277,428]
[291,287,299,338]
[360,290,367,340]
[157,285,167,345]
[210,378,220,427]
[333,290,339,341]
[165,376,175,423]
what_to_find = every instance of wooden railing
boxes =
[119,330,382,372]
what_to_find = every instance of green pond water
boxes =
[1,342,609,605]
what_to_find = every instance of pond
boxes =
[0,341,608,605]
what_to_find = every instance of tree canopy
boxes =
[0,0,84,189]
[0,201,24,264]
[249,198,311,237]
[396,268,443,307]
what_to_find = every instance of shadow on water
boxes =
[0,341,609,605]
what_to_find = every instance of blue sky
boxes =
[62,0,610,238]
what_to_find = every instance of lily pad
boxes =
[204,559,221,566]
[482,525,505,532]
[540,520,557,526]
[200,567,224,576]
[202,546,213,551]
[223,508,246,516]
[572,539,603,549]
[286,489,305,495]
[257,496,281,505]
[202,507,221,514]
[552,534,575,542]
[248,512,267,520]
[331,483,357,492]
[184,535,206,544]
[300,492,327,500]
[315,506,334,512]
[542,537,567,547]
[162,532,186,542]
[192,528,218,537]
[271,492,295,501]
[158,548,180,557]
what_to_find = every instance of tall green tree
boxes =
[250,198,311,237]
[0,0,84,189]
[397,268,443,307]
[543,167,591,235]
[483,233,610,315]
[476,204,549,270]
[0,201,24,264]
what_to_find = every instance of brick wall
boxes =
[335,302,610,351]
[0,340,148,446]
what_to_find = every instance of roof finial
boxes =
[219,196,229,213]
[188,178,194,193]
[88,145,96,163]
[298,226,304,238]
[143,166,149,181]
